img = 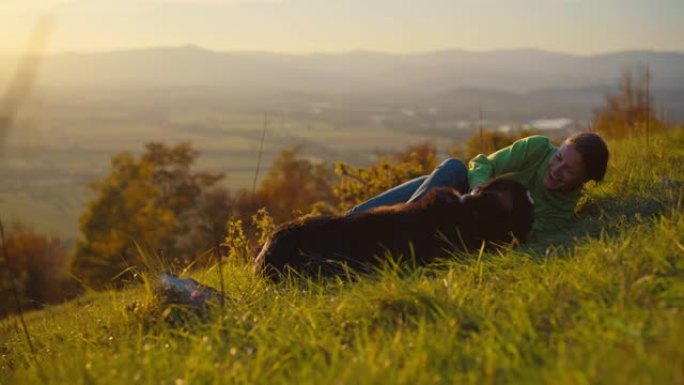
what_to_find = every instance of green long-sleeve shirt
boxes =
[467,135,581,233]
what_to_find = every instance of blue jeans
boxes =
[348,158,469,214]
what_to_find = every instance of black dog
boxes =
[253,179,534,281]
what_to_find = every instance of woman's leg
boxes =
[407,158,469,203]
[348,158,469,214]
[348,176,427,214]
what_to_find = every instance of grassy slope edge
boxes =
[1,130,683,385]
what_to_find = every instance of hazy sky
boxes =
[2,0,683,54]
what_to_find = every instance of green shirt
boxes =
[467,135,581,233]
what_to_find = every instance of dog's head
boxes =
[459,178,534,243]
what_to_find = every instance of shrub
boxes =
[0,223,78,318]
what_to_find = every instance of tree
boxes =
[73,142,223,287]
[247,146,337,223]
[593,66,665,139]
[175,187,237,266]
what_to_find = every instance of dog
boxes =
[253,178,534,281]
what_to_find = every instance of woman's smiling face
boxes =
[543,143,587,193]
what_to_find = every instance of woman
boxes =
[349,132,609,234]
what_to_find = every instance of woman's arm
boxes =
[467,135,552,188]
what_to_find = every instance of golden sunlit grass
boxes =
[1,130,683,384]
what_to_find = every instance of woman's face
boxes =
[543,143,587,193]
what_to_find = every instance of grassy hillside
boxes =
[1,130,683,385]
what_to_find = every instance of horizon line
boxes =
[1,44,684,57]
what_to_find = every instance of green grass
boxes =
[2,130,684,384]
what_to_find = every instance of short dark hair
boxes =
[565,132,609,182]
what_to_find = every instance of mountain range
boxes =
[1,46,683,122]
[0,45,682,92]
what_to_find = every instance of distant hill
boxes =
[1,46,683,122]
[2,46,684,93]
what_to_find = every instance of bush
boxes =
[333,142,437,212]
[0,223,78,318]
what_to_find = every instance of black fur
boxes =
[253,179,533,281]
